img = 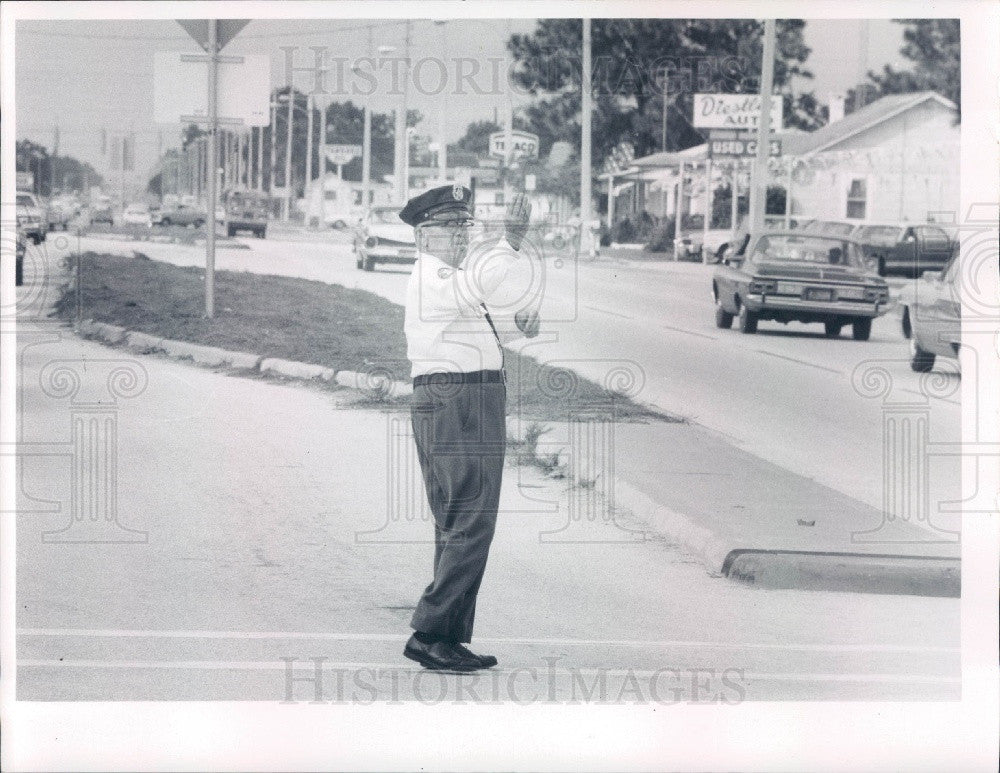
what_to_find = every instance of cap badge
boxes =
[452,185,463,201]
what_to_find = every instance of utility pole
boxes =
[503,18,514,203]
[661,75,668,152]
[435,21,448,183]
[284,87,294,220]
[580,17,594,258]
[205,19,218,318]
[306,92,314,195]
[269,97,277,196]
[749,18,775,231]
[393,21,411,204]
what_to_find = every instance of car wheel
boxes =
[714,297,734,329]
[363,256,375,271]
[226,226,235,238]
[737,302,758,334]
[877,256,886,276]
[824,321,843,338]
[910,338,936,372]
[334,219,346,229]
[901,307,912,339]
[852,318,872,341]
[30,234,40,245]
[160,218,172,227]
[193,219,204,229]
[15,258,24,287]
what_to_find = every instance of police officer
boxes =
[400,185,539,671]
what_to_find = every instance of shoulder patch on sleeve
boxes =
[437,267,454,279]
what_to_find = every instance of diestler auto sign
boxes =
[693,94,784,130]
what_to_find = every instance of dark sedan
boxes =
[712,231,890,340]
[850,223,956,277]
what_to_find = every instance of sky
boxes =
[13,16,908,186]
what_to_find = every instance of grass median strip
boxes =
[58,251,678,422]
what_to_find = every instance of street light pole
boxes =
[435,21,448,184]
[269,98,277,196]
[306,92,314,197]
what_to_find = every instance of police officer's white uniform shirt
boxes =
[405,235,535,378]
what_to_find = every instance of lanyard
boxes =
[481,304,506,383]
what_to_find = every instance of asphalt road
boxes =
[15,326,959,701]
[78,230,960,531]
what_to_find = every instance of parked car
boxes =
[354,205,416,271]
[801,219,858,238]
[156,203,207,228]
[16,192,48,243]
[712,231,890,340]
[220,190,269,238]
[675,227,734,262]
[118,202,153,228]
[850,222,956,277]
[46,197,74,230]
[897,252,961,372]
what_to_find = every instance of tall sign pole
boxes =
[361,26,373,208]
[749,18,775,231]
[205,19,218,318]
[580,17,594,258]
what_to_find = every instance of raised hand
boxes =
[504,192,532,250]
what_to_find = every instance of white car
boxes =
[897,252,961,373]
[675,227,734,262]
[119,202,152,227]
[353,205,416,271]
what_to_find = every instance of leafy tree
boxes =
[507,18,821,169]
[16,138,104,197]
[451,119,501,156]
[865,19,960,120]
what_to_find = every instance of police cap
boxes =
[399,184,474,227]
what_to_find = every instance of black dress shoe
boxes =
[453,643,498,668]
[403,635,480,671]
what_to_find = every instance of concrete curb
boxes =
[75,319,413,397]
[613,477,960,597]
[260,358,336,381]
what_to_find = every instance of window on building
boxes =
[846,178,867,219]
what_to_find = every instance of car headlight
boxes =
[365,236,378,249]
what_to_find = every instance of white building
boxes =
[607,91,960,230]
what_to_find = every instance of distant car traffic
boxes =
[712,231,890,340]
[89,197,115,225]
[220,190,269,238]
[354,205,416,271]
[15,227,26,286]
[118,202,153,228]
[155,203,207,228]
[850,223,956,277]
[897,252,961,372]
[16,192,48,244]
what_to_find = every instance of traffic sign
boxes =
[154,52,270,126]
[325,144,362,165]
[708,137,782,159]
[178,20,250,52]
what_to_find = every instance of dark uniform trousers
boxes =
[409,376,506,643]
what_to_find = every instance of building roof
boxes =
[627,90,957,170]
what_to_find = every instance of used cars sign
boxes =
[693,94,784,130]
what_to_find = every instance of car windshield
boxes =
[370,208,400,225]
[858,226,903,245]
[818,222,856,236]
[17,194,35,207]
[750,235,864,267]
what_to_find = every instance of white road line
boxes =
[16,629,959,654]
[755,349,843,375]
[583,304,634,320]
[16,660,960,684]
